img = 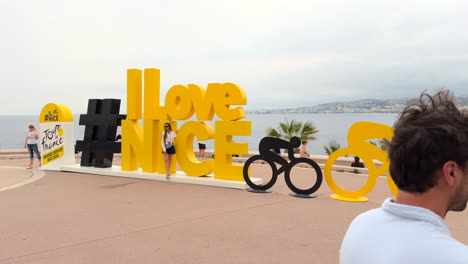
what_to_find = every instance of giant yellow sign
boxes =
[121,68,251,181]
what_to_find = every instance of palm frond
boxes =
[279,122,289,139]
[266,119,319,142]
[300,121,319,141]
[379,138,391,152]
[323,140,341,156]
[267,128,281,138]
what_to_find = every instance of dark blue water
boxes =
[0,113,397,155]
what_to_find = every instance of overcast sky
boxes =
[1,0,468,115]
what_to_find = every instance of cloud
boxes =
[1,0,467,114]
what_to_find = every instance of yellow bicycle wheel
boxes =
[324,148,380,200]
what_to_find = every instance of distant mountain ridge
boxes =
[248,95,468,114]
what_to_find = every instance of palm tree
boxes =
[266,119,318,141]
[379,138,391,152]
[323,140,341,156]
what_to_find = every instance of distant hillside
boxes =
[248,96,468,114]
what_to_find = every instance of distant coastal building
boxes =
[247,96,468,114]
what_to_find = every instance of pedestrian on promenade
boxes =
[162,122,176,179]
[350,156,364,168]
[198,140,206,160]
[340,90,468,263]
[24,123,41,169]
[300,140,309,157]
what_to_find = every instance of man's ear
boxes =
[441,161,457,186]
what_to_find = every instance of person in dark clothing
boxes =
[351,156,365,168]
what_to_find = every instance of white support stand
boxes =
[60,164,262,190]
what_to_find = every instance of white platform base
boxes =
[60,164,262,190]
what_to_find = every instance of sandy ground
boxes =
[0,158,467,264]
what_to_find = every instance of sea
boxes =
[0,113,398,155]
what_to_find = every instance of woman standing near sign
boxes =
[162,123,176,179]
[24,123,42,169]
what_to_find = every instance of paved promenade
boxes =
[0,158,467,264]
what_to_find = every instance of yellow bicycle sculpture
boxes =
[324,122,398,202]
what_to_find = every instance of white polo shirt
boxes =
[340,198,468,264]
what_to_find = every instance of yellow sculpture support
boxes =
[214,121,251,181]
[176,121,215,176]
[324,122,398,202]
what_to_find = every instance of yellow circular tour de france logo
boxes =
[40,103,73,123]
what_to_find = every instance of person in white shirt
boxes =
[340,90,468,264]
[24,123,42,169]
[162,123,176,179]
[300,140,309,157]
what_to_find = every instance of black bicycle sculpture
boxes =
[243,136,323,198]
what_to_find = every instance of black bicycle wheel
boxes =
[243,155,278,191]
[284,158,323,195]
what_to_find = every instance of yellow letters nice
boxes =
[121,68,251,181]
